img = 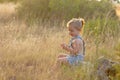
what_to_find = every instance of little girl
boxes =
[58,18,85,66]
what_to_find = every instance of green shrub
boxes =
[0,0,18,3]
[17,0,115,23]
[84,17,120,41]
[17,0,49,24]
[17,0,120,39]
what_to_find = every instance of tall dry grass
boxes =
[0,3,120,80]
[0,3,16,22]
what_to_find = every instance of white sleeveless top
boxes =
[68,35,85,56]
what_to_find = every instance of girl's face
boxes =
[68,26,79,37]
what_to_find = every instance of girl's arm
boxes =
[61,39,83,55]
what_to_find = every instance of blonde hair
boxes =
[67,18,85,34]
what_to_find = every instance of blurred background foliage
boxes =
[15,0,120,38]
[16,0,116,21]
[15,0,120,46]
[0,0,119,46]
[0,0,120,80]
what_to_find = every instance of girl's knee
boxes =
[57,58,63,63]
[57,58,63,64]
[57,58,68,64]
[57,54,68,58]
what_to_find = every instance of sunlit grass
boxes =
[0,2,120,80]
[0,20,119,80]
[0,3,16,21]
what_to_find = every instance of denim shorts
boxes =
[66,54,84,66]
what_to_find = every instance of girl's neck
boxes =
[75,34,81,37]
[72,34,81,38]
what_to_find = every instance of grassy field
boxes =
[0,3,120,80]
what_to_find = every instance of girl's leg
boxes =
[57,57,69,66]
[58,54,68,58]
[50,57,69,73]
[53,57,68,70]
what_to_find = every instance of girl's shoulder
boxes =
[72,38,83,44]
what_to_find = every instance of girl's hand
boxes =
[61,43,67,49]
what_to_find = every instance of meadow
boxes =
[0,1,120,80]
